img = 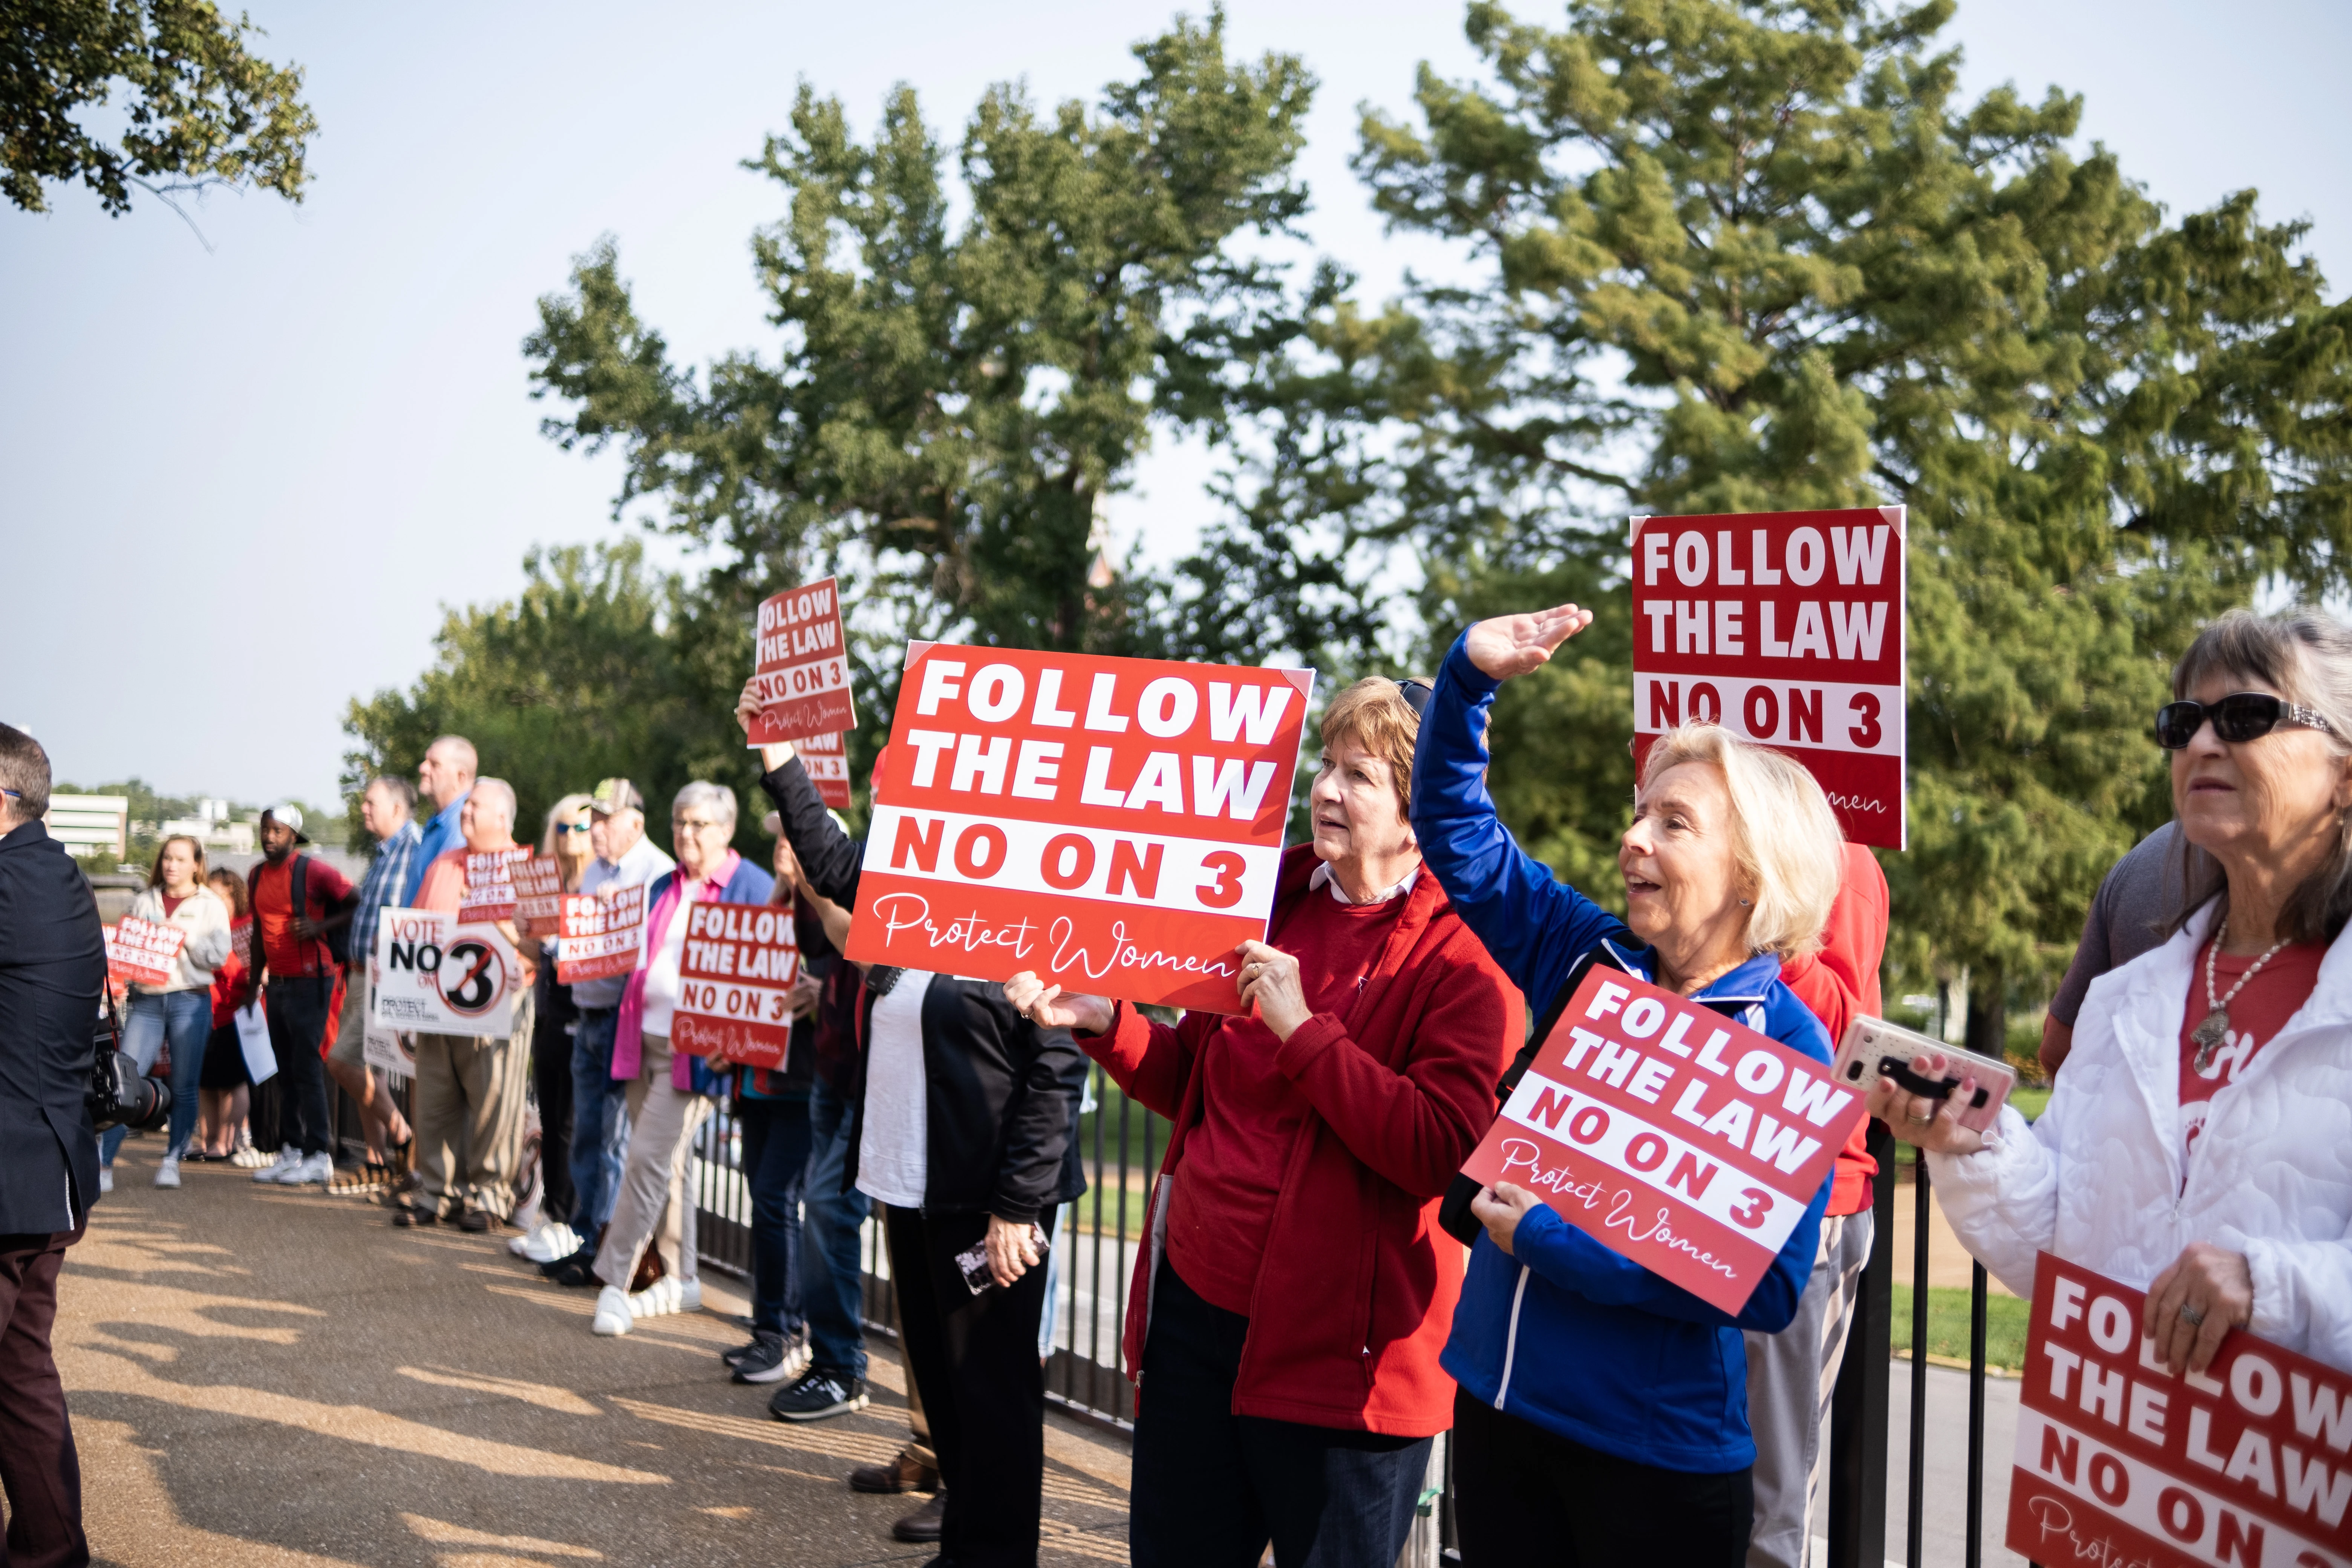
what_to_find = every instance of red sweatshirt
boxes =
[1779,841,1889,1216]
[1083,844,1520,1436]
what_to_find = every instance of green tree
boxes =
[1326,0,2352,1044]
[4,0,315,218]
[340,542,767,857]
[523,8,1318,728]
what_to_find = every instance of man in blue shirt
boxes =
[402,735,476,905]
[330,775,426,1170]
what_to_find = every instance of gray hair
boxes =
[427,735,479,777]
[2168,608,2352,943]
[0,723,49,822]
[1639,724,1845,960]
[673,780,737,833]
[367,775,418,810]
[472,776,518,826]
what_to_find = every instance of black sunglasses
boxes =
[1395,679,1433,718]
[2155,692,2334,750]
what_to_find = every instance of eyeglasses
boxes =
[2155,692,2334,750]
[0,788,18,801]
[674,818,726,832]
[554,822,592,835]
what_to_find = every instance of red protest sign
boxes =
[747,577,856,746]
[1458,966,1860,1316]
[511,855,565,926]
[1629,506,1906,848]
[844,645,1315,1012]
[800,729,853,810]
[2007,1252,2352,1568]
[556,885,645,985]
[670,901,801,1065]
[457,848,533,924]
[107,915,186,988]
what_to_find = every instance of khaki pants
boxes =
[1744,1207,1875,1568]
[412,987,533,1221]
[591,1033,709,1289]
[328,966,370,1070]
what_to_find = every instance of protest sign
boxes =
[360,956,415,1081]
[457,847,533,924]
[746,576,856,746]
[369,908,519,1038]
[1629,506,1907,848]
[233,999,275,1084]
[799,729,853,809]
[106,915,186,988]
[511,855,565,926]
[1458,966,1862,1316]
[2006,1252,2352,1568]
[557,884,645,986]
[844,645,1315,1012]
[669,900,802,1066]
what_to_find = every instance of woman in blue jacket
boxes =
[1413,606,1850,1566]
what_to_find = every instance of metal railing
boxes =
[692,1084,2000,1566]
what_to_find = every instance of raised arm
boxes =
[757,760,863,907]
[1411,623,1628,1021]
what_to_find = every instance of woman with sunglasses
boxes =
[1875,608,2352,1377]
[513,793,598,1265]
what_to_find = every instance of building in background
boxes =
[43,794,129,858]
[159,798,256,856]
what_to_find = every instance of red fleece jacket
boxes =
[1779,841,1890,1215]
[1083,844,1519,1436]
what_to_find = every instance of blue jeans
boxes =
[801,1077,870,1380]
[737,1095,812,1338]
[103,989,211,1164]
[568,1008,628,1237]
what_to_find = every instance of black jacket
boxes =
[759,759,1087,1225]
[0,820,106,1234]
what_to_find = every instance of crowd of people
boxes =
[5,599,2352,1568]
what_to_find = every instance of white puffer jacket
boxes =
[1932,898,2352,1373]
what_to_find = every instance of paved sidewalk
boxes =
[59,1137,1132,1568]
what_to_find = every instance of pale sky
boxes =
[6,0,2345,805]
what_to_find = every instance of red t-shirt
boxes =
[1165,883,1411,1316]
[162,893,187,918]
[251,855,354,977]
[2176,939,2324,1175]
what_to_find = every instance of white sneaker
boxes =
[519,1222,580,1264]
[628,1276,684,1320]
[590,1285,633,1337]
[252,1145,300,1183]
[99,1166,115,1194]
[285,1152,334,1187]
[229,1135,271,1169]
[154,1155,181,1189]
[680,1278,702,1314]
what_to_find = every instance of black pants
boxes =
[1451,1386,1752,1568]
[737,1096,810,1338]
[264,974,336,1157]
[1130,1257,1430,1568]
[0,1229,86,1568]
[531,1009,575,1225]
[885,1205,1055,1568]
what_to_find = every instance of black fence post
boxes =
[1827,1116,1893,1568]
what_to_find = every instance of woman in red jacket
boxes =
[1007,678,1520,1568]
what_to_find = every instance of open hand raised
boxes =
[1464,605,1595,681]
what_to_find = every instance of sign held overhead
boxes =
[844,645,1315,1012]
[747,577,857,746]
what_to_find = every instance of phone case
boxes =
[1832,1016,2017,1132]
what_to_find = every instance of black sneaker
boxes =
[720,1334,768,1368]
[731,1331,809,1385]
[539,1242,595,1279]
[768,1367,868,1421]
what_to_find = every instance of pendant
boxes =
[2192,1009,2230,1072]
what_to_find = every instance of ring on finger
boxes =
[2178,1303,2207,1328]
[1907,1107,1936,1125]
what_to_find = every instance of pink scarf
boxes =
[614,850,741,1090]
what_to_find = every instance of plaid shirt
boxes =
[349,816,424,965]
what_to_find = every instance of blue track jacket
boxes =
[1413,631,1833,1473]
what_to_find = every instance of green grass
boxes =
[1891,1282,2030,1374]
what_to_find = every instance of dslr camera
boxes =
[87,994,170,1134]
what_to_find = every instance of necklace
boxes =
[2192,916,2291,1072]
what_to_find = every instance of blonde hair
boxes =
[541,792,596,856]
[1320,678,1424,818]
[1640,726,1844,959]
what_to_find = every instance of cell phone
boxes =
[955,1226,1050,1297]
[1831,1016,2017,1133]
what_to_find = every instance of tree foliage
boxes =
[1327,0,2352,1034]
[3,0,315,216]
[339,542,764,858]
[524,8,1319,684]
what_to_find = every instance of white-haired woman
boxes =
[1411,607,1850,1567]
[1876,608,2352,1377]
[589,781,773,1336]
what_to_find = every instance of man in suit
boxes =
[0,722,106,1568]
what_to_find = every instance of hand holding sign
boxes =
[1465,603,1596,679]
